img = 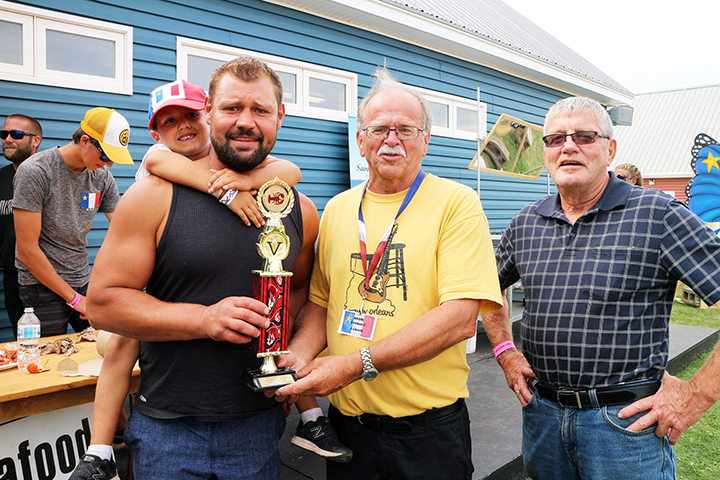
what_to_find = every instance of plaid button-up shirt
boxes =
[496,174,720,388]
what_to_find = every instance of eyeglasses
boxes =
[362,126,424,141]
[94,144,110,163]
[616,174,628,181]
[542,131,609,148]
[0,130,37,140]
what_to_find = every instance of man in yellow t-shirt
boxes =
[277,67,502,480]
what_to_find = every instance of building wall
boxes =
[0,0,567,341]
[643,177,692,203]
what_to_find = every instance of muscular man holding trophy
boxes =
[87,57,318,480]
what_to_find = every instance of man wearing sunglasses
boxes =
[13,107,134,337]
[1,114,43,338]
[483,96,720,479]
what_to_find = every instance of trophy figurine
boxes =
[246,178,298,392]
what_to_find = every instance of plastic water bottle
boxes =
[17,307,41,372]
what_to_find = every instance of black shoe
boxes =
[69,454,119,480]
[291,416,353,463]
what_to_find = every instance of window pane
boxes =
[187,55,224,90]
[429,101,449,128]
[457,107,477,133]
[309,77,345,111]
[277,71,296,104]
[0,20,23,65]
[46,30,115,77]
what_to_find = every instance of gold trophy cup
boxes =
[246,178,298,391]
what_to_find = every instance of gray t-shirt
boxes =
[13,147,119,287]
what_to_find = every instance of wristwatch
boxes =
[360,347,378,381]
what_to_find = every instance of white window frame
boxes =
[275,65,303,110]
[0,1,133,95]
[427,98,452,130]
[415,87,487,141]
[177,37,357,122]
[0,10,33,76]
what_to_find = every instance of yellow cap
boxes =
[80,108,134,165]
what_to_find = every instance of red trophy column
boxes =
[246,178,298,392]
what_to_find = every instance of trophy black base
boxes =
[245,367,298,392]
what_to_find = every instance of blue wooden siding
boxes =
[0,0,567,341]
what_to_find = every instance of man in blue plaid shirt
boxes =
[484,96,720,479]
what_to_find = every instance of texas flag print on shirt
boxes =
[81,192,101,209]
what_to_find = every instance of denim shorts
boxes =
[125,407,285,480]
[522,393,676,480]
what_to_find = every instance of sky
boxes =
[501,0,720,94]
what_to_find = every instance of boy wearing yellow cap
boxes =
[13,107,133,336]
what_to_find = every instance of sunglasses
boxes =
[616,174,628,181]
[542,131,609,148]
[0,130,37,140]
[94,144,111,163]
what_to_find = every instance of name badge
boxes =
[339,309,377,341]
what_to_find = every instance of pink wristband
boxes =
[493,340,516,358]
[67,292,82,308]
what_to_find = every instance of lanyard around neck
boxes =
[358,169,426,296]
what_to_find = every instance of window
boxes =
[177,37,357,122]
[0,1,133,95]
[417,88,486,141]
[429,101,450,129]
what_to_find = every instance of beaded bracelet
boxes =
[219,188,238,205]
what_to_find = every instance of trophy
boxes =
[246,178,298,392]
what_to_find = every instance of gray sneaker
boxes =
[291,416,353,463]
[69,454,119,480]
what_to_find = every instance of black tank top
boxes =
[134,184,303,421]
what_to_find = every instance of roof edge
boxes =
[263,0,633,105]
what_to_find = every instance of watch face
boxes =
[362,369,378,381]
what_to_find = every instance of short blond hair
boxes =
[615,163,643,185]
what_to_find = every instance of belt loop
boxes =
[528,377,538,394]
[588,388,600,409]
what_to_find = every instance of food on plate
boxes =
[3,342,18,362]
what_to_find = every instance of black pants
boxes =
[19,282,89,337]
[327,402,473,480]
[3,268,24,338]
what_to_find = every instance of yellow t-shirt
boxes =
[309,173,502,417]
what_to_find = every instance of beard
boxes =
[2,142,33,164]
[211,128,274,172]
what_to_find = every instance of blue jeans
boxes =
[522,393,676,480]
[125,407,285,480]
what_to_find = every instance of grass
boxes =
[674,351,720,480]
[670,301,720,329]
[670,300,720,480]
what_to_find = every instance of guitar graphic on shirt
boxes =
[358,224,398,303]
